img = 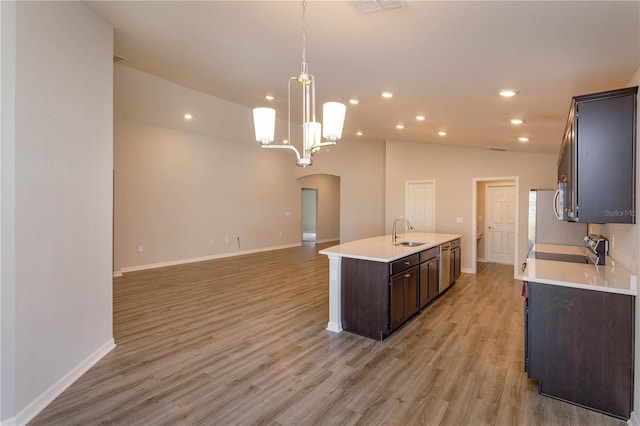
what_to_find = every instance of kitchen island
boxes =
[319,232,461,339]
[523,243,637,420]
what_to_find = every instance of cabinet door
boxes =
[390,267,419,330]
[420,257,439,308]
[428,258,439,301]
[419,262,429,308]
[405,268,419,318]
[390,274,405,330]
[453,247,461,281]
[576,93,636,223]
[449,247,461,284]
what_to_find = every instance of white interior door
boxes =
[486,184,516,264]
[406,181,435,232]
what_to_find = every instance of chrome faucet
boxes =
[392,217,415,243]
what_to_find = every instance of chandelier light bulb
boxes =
[323,102,347,141]
[253,107,275,144]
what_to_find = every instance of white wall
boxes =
[385,141,558,274]
[293,138,387,244]
[114,118,302,271]
[1,2,114,423]
[114,65,386,272]
[1,1,17,421]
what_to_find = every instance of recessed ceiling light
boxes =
[510,118,524,125]
[518,137,529,142]
[381,92,393,98]
[184,113,193,120]
[438,131,447,136]
[396,124,404,129]
[349,99,359,105]
[356,131,363,136]
[265,95,274,101]
[500,90,517,97]
[416,115,426,121]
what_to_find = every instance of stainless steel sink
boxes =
[393,241,426,247]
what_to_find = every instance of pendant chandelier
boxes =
[252,0,347,167]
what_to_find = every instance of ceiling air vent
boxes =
[351,0,409,15]
[113,54,128,63]
[489,147,507,152]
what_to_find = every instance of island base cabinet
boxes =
[341,258,389,340]
[526,281,634,420]
[341,256,420,341]
[390,267,419,330]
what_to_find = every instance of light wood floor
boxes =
[30,242,624,425]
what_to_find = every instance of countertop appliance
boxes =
[528,189,588,252]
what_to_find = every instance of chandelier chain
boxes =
[301,0,307,72]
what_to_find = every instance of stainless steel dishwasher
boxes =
[439,242,451,292]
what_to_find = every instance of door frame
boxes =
[471,176,520,278]
[404,179,436,233]
[484,183,516,265]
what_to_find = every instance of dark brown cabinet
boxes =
[525,281,634,419]
[390,266,419,330]
[450,238,461,284]
[419,248,439,308]
[341,243,454,341]
[557,86,637,223]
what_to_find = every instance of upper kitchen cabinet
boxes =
[557,86,637,224]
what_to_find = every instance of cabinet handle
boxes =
[404,274,410,278]
[404,261,410,265]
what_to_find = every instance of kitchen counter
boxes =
[319,232,462,333]
[319,232,462,262]
[523,243,637,296]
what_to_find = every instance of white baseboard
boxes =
[116,243,303,275]
[461,267,473,274]
[14,339,115,426]
[477,257,486,262]
[628,411,639,426]
[326,322,343,333]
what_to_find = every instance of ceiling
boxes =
[88,1,640,155]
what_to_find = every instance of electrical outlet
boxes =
[209,239,214,245]
[225,237,228,243]
[456,217,463,223]
[137,245,143,252]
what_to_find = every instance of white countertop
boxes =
[319,232,461,263]
[523,243,637,296]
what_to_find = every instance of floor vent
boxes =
[489,146,507,152]
[351,0,408,15]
